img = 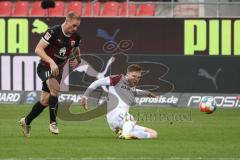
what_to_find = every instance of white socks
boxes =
[122,121,151,139]
[122,121,135,136]
[130,130,151,139]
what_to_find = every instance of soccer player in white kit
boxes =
[81,64,158,139]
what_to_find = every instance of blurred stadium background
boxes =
[0,0,240,159]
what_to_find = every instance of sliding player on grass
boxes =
[81,64,158,139]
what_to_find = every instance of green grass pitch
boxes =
[0,104,240,160]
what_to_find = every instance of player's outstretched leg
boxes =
[19,118,31,138]
[130,125,157,139]
[120,122,157,140]
[120,120,136,139]
[19,101,47,137]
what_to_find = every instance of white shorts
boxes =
[106,108,135,132]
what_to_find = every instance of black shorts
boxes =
[37,63,62,92]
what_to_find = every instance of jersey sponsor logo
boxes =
[59,47,66,57]
[44,32,51,40]
[54,54,68,60]
[121,85,131,91]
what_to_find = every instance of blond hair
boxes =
[66,11,80,21]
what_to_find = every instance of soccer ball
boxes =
[199,96,217,114]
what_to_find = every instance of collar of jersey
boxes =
[61,24,71,37]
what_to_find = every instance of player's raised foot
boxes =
[49,122,59,135]
[19,118,31,138]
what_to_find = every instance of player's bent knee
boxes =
[50,85,60,96]
[40,100,48,107]
[50,90,59,97]
[40,92,50,106]
[40,98,49,106]
[47,78,60,96]
[49,85,60,96]
[49,84,60,97]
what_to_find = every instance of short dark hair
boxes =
[127,64,142,73]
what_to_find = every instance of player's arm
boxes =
[74,47,81,64]
[35,39,53,64]
[135,89,156,97]
[70,35,82,69]
[81,77,111,110]
[69,47,81,69]
[35,39,59,77]
[36,29,59,76]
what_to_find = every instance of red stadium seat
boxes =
[138,4,155,16]
[49,1,64,17]
[173,5,199,17]
[66,1,82,16]
[83,2,100,16]
[13,1,29,16]
[102,1,120,16]
[31,1,46,16]
[0,1,12,16]
[120,2,136,16]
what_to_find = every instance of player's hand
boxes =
[69,58,79,69]
[81,96,88,110]
[50,61,59,77]
[148,92,156,98]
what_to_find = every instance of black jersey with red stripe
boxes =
[40,25,81,69]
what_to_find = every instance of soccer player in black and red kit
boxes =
[20,12,83,137]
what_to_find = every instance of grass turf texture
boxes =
[0,104,239,159]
